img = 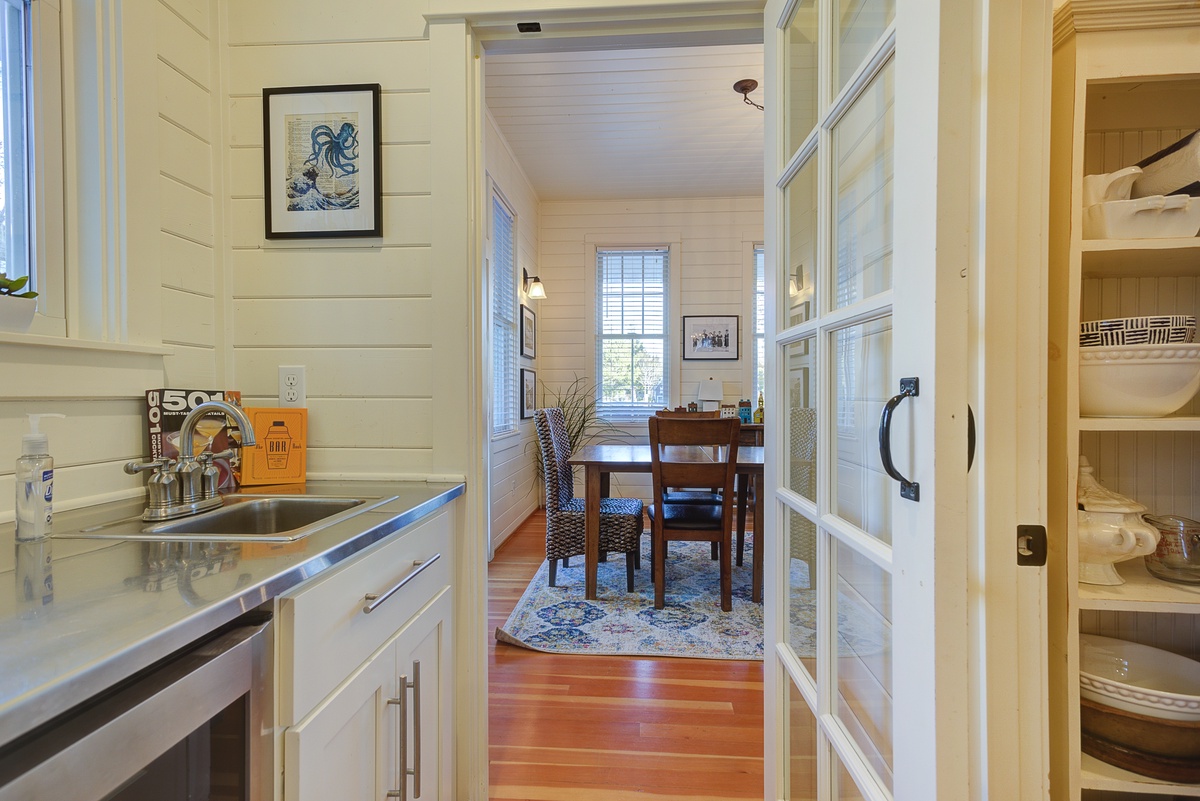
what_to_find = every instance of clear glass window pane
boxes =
[596,248,668,417]
[787,680,818,800]
[0,0,30,287]
[786,0,819,156]
[834,540,894,793]
[785,338,816,502]
[832,61,893,310]
[835,754,869,800]
[785,156,816,327]
[835,0,895,95]
[831,317,892,544]
[785,507,818,680]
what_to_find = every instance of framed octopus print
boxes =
[262,83,382,239]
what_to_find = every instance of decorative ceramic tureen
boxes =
[1077,456,1159,585]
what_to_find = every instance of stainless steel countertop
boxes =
[0,479,464,749]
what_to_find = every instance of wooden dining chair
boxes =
[534,408,644,591]
[646,416,740,612]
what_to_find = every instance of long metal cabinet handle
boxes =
[363,553,442,614]
[411,660,422,798]
[878,377,920,502]
[386,673,412,800]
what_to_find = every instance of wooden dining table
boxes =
[567,444,764,604]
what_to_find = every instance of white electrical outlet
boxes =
[278,365,306,407]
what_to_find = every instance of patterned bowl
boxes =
[1080,315,1196,348]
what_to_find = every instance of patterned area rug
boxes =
[496,540,886,661]
[497,540,764,659]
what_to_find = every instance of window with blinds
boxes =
[491,195,518,436]
[596,247,669,419]
[752,246,765,399]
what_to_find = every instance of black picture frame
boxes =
[520,368,537,419]
[262,83,382,239]
[520,304,536,359]
[682,315,740,360]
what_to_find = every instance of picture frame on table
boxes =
[520,369,537,419]
[521,304,536,359]
[682,315,740,361]
[262,83,382,239]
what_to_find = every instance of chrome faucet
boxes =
[125,400,257,521]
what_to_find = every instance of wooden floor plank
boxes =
[489,510,765,799]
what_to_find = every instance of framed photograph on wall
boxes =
[521,304,536,359]
[262,83,382,239]
[520,368,537,419]
[682,315,740,361]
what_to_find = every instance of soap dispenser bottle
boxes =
[15,413,65,542]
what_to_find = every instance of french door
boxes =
[762,1,979,798]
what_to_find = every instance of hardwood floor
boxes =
[488,510,765,800]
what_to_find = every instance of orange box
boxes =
[239,408,307,486]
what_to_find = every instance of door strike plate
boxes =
[1017,524,1047,567]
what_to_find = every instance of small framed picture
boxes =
[682,315,740,361]
[521,304,536,359]
[262,83,382,239]
[520,368,537,419]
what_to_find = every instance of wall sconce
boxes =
[788,264,805,297]
[523,268,547,300]
[698,376,723,411]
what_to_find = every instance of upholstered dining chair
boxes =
[788,407,817,585]
[534,408,644,591]
[646,416,740,612]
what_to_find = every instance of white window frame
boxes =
[749,242,765,401]
[489,181,519,438]
[20,0,64,336]
[593,242,675,423]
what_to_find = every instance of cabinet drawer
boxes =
[278,507,451,723]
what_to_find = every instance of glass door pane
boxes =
[830,317,892,544]
[786,156,818,327]
[787,0,820,155]
[832,62,893,310]
[834,540,893,793]
[788,682,819,800]
[834,0,895,94]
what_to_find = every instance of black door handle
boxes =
[968,404,976,472]
[879,377,920,502]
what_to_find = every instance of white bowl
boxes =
[1082,165,1142,207]
[1080,634,1200,721]
[1080,315,1196,347]
[1079,343,1200,417]
[1083,194,1200,239]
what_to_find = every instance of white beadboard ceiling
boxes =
[484,43,765,201]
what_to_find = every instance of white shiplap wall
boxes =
[538,195,764,502]
[486,112,540,551]
[1078,124,1200,654]
[222,4,443,479]
[0,0,220,521]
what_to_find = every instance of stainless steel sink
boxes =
[57,494,398,542]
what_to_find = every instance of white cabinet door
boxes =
[392,589,453,801]
[283,643,396,801]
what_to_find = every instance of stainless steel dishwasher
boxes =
[0,613,272,801]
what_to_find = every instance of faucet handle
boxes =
[124,459,167,475]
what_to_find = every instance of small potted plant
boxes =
[0,270,38,333]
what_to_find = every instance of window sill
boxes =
[0,330,173,356]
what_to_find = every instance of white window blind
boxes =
[0,0,30,289]
[491,195,517,435]
[596,248,668,419]
[752,246,765,399]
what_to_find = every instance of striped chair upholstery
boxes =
[534,408,644,590]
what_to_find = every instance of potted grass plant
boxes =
[0,271,37,333]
